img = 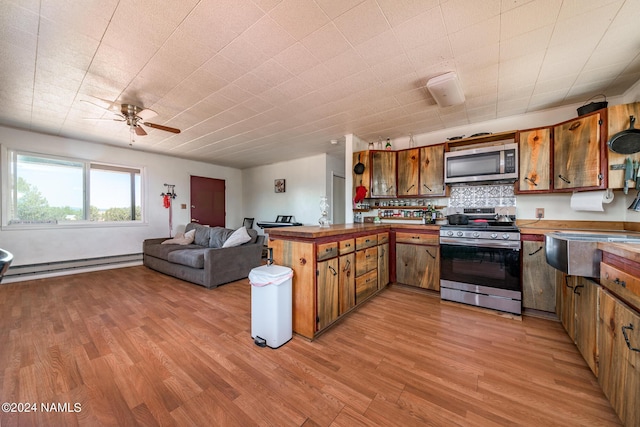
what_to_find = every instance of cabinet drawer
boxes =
[600,262,640,310]
[395,232,438,245]
[377,232,389,244]
[317,242,338,261]
[356,269,377,303]
[355,247,377,276]
[355,234,378,250]
[339,238,355,255]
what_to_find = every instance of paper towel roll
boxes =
[570,190,614,212]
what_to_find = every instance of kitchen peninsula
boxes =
[267,223,439,339]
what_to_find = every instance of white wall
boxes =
[0,126,243,267]
[242,153,331,230]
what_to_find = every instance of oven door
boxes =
[439,239,521,292]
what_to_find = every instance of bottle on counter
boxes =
[385,138,392,150]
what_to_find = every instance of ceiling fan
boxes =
[82,99,181,145]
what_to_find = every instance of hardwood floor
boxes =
[0,266,621,426]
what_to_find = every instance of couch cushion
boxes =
[222,226,252,248]
[192,225,211,247]
[209,227,234,248]
[145,243,203,261]
[161,229,195,245]
[167,248,206,269]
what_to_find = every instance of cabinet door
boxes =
[317,258,339,331]
[557,271,576,341]
[518,128,551,192]
[608,103,640,189]
[355,247,377,277]
[370,151,397,197]
[397,148,419,196]
[419,144,446,196]
[377,243,389,289]
[521,240,556,311]
[396,243,439,290]
[553,113,603,190]
[599,290,640,427]
[339,253,355,315]
[574,277,599,376]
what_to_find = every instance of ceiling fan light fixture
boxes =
[426,72,465,107]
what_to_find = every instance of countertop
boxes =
[266,223,439,239]
[597,241,640,263]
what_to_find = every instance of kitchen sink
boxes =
[545,231,640,277]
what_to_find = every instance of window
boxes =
[6,150,142,225]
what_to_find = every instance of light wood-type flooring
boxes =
[0,266,622,426]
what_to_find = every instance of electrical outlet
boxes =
[536,208,545,219]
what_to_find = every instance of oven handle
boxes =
[439,238,520,250]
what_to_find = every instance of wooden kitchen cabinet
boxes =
[395,231,440,291]
[355,233,378,302]
[316,257,339,330]
[557,271,577,341]
[397,148,419,196]
[419,144,446,197]
[573,277,600,376]
[521,238,556,312]
[607,102,640,189]
[377,232,389,289]
[598,289,640,427]
[517,127,551,192]
[553,113,605,191]
[370,151,397,197]
[338,238,355,315]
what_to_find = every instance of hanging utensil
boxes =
[354,154,365,174]
[608,116,640,154]
[624,157,633,194]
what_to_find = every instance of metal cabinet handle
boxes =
[426,249,436,259]
[342,259,351,272]
[558,174,571,184]
[328,266,337,276]
[622,323,640,352]
[406,184,415,192]
[528,246,543,256]
[565,276,574,289]
[569,121,581,131]
[524,176,538,186]
[613,278,627,288]
[423,184,432,191]
[573,284,583,295]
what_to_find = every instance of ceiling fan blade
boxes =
[83,116,125,122]
[136,108,157,120]
[80,99,118,113]
[135,126,147,136]
[143,122,181,134]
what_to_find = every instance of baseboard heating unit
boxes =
[2,253,143,283]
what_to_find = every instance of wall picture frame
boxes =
[274,179,285,193]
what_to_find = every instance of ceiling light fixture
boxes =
[330,139,338,145]
[426,72,465,107]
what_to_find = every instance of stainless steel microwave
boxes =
[444,143,518,184]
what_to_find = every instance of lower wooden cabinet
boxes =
[356,269,377,302]
[598,289,640,427]
[557,271,576,341]
[378,242,389,289]
[316,258,339,331]
[396,242,439,291]
[338,252,355,315]
[574,277,599,376]
[521,238,556,312]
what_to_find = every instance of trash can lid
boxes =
[249,264,293,286]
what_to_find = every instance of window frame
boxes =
[2,147,146,229]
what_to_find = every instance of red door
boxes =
[190,176,225,227]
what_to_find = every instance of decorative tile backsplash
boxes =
[448,184,516,208]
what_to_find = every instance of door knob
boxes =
[191,205,196,208]
[191,219,200,222]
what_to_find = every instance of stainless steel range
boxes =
[439,207,522,315]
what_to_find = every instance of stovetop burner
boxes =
[441,222,519,232]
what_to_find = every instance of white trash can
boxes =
[249,264,293,348]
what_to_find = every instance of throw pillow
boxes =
[161,229,195,245]
[222,226,252,248]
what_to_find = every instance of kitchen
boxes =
[268,101,640,426]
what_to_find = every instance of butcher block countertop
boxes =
[597,241,640,263]
[266,223,439,239]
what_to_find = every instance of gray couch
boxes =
[143,222,265,289]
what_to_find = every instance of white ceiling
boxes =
[2,0,640,169]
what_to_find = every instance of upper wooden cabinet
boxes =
[517,128,551,193]
[553,112,605,191]
[352,151,370,200]
[419,144,446,197]
[397,148,419,196]
[607,102,640,189]
[370,150,397,197]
